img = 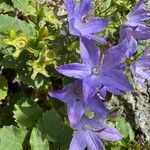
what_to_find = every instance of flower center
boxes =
[84,108,95,119]
[91,66,100,75]
[74,87,82,95]
[82,125,91,131]
[80,14,90,23]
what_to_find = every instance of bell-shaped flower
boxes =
[69,115,121,150]
[130,49,150,88]
[64,0,109,43]
[56,37,133,103]
[49,80,107,127]
[119,0,150,42]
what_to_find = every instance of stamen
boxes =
[82,125,91,131]
[80,14,90,23]
[91,127,105,133]
[91,54,105,75]
[74,87,82,95]
[82,125,105,133]
[91,66,100,75]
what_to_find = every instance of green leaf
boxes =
[115,116,134,143]
[101,0,112,9]
[12,0,36,16]
[0,2,13,13]
[0,14,35,35]
[30,128,49,150]
[56,125,73,149]
[0,126,27,150]
[0,75,8,101]
[13,98,43,127]
[36,109,64,142]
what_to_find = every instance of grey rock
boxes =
[107,89,150,144]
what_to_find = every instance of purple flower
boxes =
[69,115,121,150]
[49,80,107,127]
[119,0,150,42]
[64,0,109,43]
[130,49,150,88]
[122,36,137,57]
[56,37,133,103]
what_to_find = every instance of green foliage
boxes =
[104,116,135,149]
[0,75,8,100]
[0,126,27,150]
[36,109,64,142]
[0,14,35,35]
[30,128,49,150]
[93,0,136,41]
[12,0,36,16]
[115,116,134,144]
[13,97,43,127]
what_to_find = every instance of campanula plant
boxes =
[56,37,133,103]
[69,115,121,150]
[49,80,108,126]
[64,0,109,43]
[130,49,150,88]
[0,0,150,150]
[120,0,150,42]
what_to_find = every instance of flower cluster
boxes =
[49,0,150,149]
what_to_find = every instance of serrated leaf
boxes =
[12,0,36,16]
[0,14,35,35]
[13,98,43,127]
[0,126,27,150]
[30,128,49,150]
[0,75,8,101]
[36,109,64,142]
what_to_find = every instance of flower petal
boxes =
[102,42,127,70]
[87,95,108,118]
[67,99,84,127]
[48,83,74,103]
[56,63,89,79]
[64,0,75,18]
[96,124,122,141]
[127,0,149,22]
[80,37,101,66]
[101,70,133,92]
[69,131,86,150]
[85,34,107,43]
[74,0,92,19]
[82,79,96,104]
[123,36,137,57]
[80,17,109,34]
[86,133,105,150]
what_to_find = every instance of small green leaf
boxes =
[30,128,49,150]
[0,126,27,150]
[56,125,73,149]
[36,109,64,142]
[115,116,134,142]
[0,75,8,101]
[12,0,36,16]
[0,2,13,13]
[101,0,112,9]
[13,98,43,127]
[0,14,35,35]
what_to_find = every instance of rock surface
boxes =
[116,90,150,144]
